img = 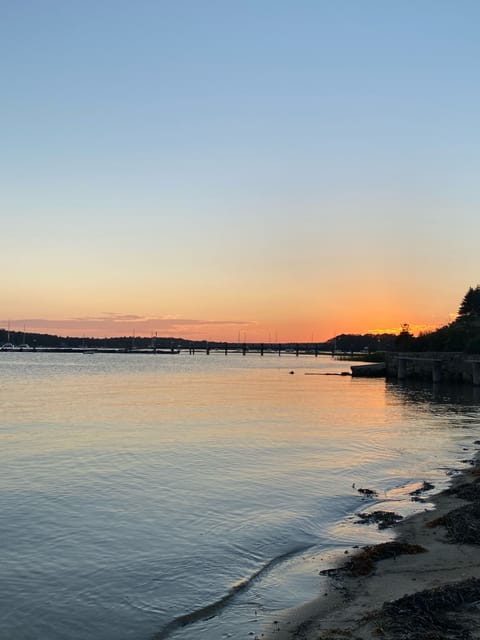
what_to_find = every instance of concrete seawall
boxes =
[385,352,480,385]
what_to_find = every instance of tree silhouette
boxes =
[458,285,480,317]
[395,323,414,350]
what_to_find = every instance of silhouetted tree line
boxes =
[326,333,397,353]
[396,285,480,354]
[0,328,397,353]
[0,329,190,350]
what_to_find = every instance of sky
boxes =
[1,0,479,342]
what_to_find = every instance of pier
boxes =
[187,343,324,357]
[1,343,330,357]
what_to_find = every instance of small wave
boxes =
[151,543,314,639]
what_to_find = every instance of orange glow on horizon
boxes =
[365,323,446,337]
[1,317,451,342]
[1,289,460,343]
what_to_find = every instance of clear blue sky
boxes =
[1,1,479,340]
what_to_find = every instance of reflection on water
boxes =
[389,378,480,410]
[0,354,479,640]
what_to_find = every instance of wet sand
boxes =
[263,456,480,640]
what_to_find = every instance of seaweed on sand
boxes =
[427,502,480,545]
[319,542,426,579]
[445,478,480,502]
[357,488,378,497]
[379,577,480,640]
[345,542,426,577]
[356,511,403,529]
[410,481,435,502]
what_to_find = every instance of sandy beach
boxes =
[264,455,480,640]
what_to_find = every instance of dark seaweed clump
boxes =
[410,481,435,502]
[357,487,378,497]
[380,577,480,640]
[427,475,480,545]
[319,541,426,579]
[427,502,480,545]
[356,510,403,529]
[445,478,480,502]
[345,541,426,577]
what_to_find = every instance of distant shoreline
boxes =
[0,346,347,356]
[0,347,180,354]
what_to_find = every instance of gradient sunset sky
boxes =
[1,1,479,341]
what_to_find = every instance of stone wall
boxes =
[385,352,480,385]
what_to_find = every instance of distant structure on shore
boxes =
[0,327,397,354]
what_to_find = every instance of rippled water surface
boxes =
[1,352,479,640]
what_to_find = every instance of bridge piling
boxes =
[432,361,442,383]
[473,362,480,386]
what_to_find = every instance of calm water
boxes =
[1,352,480,640]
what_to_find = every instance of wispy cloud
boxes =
[1,315,256,338]
[73,313,145,322]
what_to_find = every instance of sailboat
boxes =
[18,324,30,350]
[1,320,15,350]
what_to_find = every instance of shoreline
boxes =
[263,452,480,640]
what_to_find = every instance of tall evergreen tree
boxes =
[458,285,480,317]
